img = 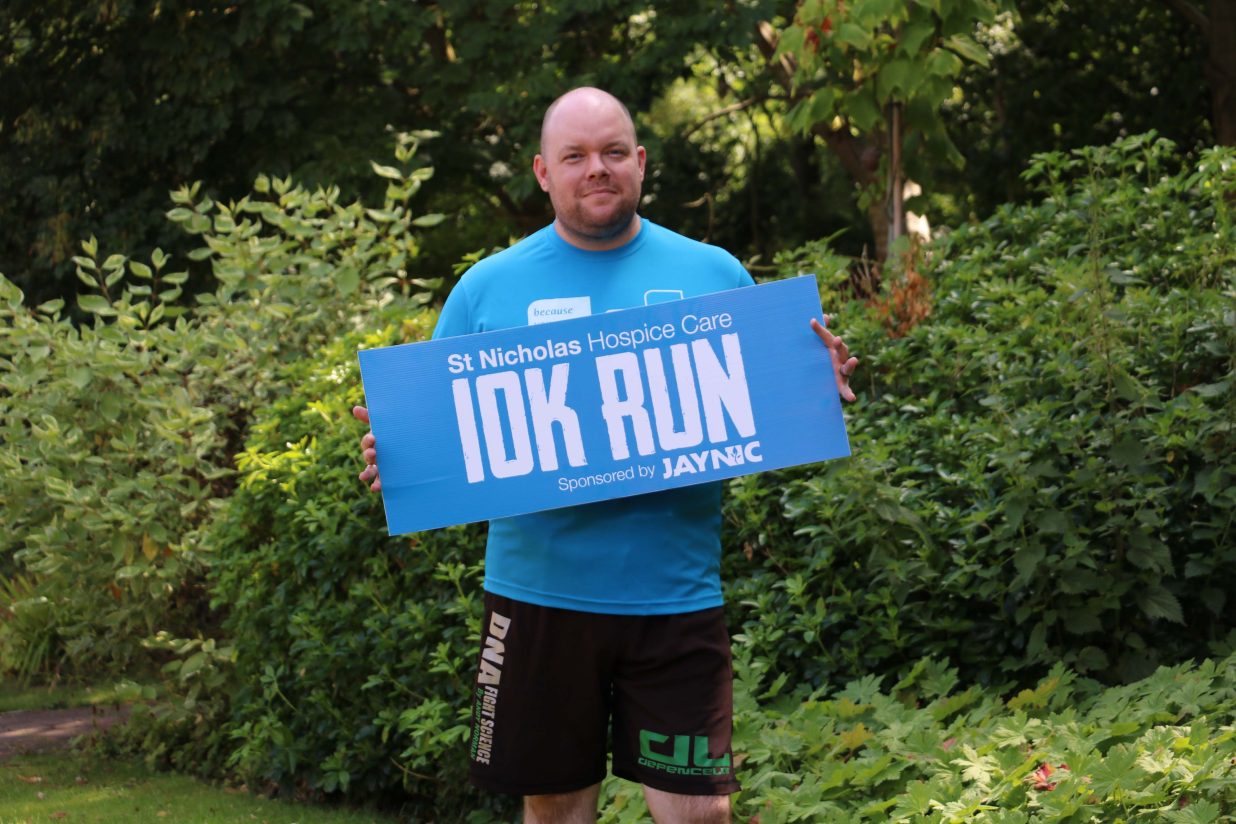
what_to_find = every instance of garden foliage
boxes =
[197,315,507,818]
[0,132,442,678]
[2,134,1233,820]
[594,651,1236,822]
[725,134,1235,691]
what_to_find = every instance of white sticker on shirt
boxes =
[644,289,685,305]
[527,297,592,325]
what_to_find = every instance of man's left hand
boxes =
[811,316,859,403]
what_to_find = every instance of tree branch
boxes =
[753,20,796,91]
[682,95,787,139]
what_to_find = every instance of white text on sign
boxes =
[450,332,756,483]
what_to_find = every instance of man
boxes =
[353,87,858,824]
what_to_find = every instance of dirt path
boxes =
[0,706,131,762]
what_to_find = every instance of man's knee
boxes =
[523,783,601,824]
[643,785,731,824]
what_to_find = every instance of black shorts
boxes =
[467,592,739,797]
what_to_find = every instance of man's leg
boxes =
[643,785,730,824]
[524,783,602,823]
[468,595,612,800]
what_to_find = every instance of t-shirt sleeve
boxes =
[730,253,755,288]
[432,278,474,340]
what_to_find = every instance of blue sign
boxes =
[358,275,850,535]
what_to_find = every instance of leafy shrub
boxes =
[197,312,511,820]
[724,135,1236,690]
[0,257,229,676]
[0,131,444,680]
[727,652,1236,822]
[591,652,1236,822]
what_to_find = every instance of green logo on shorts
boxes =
[638,729,731,776]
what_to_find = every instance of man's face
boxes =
[534,93,646,250]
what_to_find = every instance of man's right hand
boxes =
[352,405,381,492]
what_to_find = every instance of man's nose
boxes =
[585,152,608,177]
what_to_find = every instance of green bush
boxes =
[0,254,228,676]
[201,312,510,819]
[16,131,1233,822]
[724,135,1236,690]
[591,652,1236,822]
[730,651,1236,822]
[0,131,444,681]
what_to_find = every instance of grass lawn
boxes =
[0,683,139,714]
[0,753,400,824]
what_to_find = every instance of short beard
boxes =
[559,196,640,243]
[577,209,637,240]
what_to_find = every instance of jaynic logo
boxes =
[638,729,731,776]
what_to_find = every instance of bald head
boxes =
[540,87,637,156]
[532,86,646,250]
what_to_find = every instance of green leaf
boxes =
[77,294,116,316]
[943,34,990,66]
[129,261,153,279]
[1073,646,1109,672]
[1166,799,1222,824]
[1013,543,1043,583]
[843,88,882,132]
[891,780,935,817]
[1026,621,1048,659]
[1033,509,1069,534]
[925,47,963,76]
[1110,436,1147,467]
[877,57,920,101]
[1088,746,1146,795]
[898,20,936,56]
[336,267,360,295]
[67,367,91,389]
[835,22,873,51]
[99,393,121,421]
[852,0,900,27]
[370,161,404,180]
[1190,380,1230,398]
[1061,607,1102,635]
[1126,534,1171,573]
[180,651,208,679]
[412,213,446,228]
[1112,370,1147,402]
[1137,585,1183,623]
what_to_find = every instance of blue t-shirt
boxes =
[433,219,754,615]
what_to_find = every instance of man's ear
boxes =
[637,145,646,181]
[533,154,550,192]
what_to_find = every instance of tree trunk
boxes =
[886,102,906,256]
[1164,0,1236,145]
[1207,0,1236,144]
[754,20,891,260]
